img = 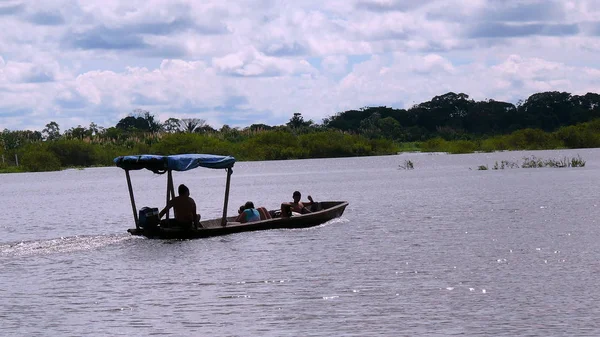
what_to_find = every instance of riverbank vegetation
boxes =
[2,91,600,172]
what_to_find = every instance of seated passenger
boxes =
[159,184,201,229]
[280,191,315,217]
[257,207,272,220]
[236,201,261,223]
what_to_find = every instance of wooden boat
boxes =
[114,154,348,239]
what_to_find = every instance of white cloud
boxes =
[410,54,456,74]
[1,0,600,131]
[212,47,316,77]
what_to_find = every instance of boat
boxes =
[114,154,349,239]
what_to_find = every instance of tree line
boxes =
[1,91,600,172]
[324,91,600,141]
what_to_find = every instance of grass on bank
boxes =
[3,118,600,173]
[0,130,402,173]
[419,119,600,154]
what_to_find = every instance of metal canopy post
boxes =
[125,170,139,229]
[165,170,173,220]
[169,174,175,199]
[221,168,233,226]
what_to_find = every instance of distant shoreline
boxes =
[2,147,596,174]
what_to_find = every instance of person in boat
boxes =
[158,184,201,229]
[235,201,271,223]
[281,191,315,217]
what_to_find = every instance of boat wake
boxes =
[287,217,350,231]
[0,234,134,258]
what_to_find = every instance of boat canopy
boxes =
[114,154,236,173]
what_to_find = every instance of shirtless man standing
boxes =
[159,184,201,228]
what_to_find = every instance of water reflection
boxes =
[1,149,600,336]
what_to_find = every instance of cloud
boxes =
[411,54,456,74]
[583,21,600,36]
[479,1,566,22]
[0,60,61,84]
[356,0,435,12]
[212,47,316,77]
[55,89,88,109]
[468,23,580,38]
[61,2,229,55]
[22,68,55,83]
[26,11,65,25]
[0,3,24,16]
[130,92,167,106]
[1,0,600,131]
[66,25,149,50]
[263,42,308,57]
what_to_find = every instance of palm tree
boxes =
[180,118,206,133]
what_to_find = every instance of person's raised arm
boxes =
[306,195,320,212]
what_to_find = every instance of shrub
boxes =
[446,140,477,154]
[553,125,600,149]
[47,139,96,167]
[421,137,447,152]
[20,148,61,172]
[506,129,560,150]
[480,136,509,152]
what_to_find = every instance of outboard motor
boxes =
[139,207,160,229]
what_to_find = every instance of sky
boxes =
[1,0,600,131]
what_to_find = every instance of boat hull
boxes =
[127,201,348,239]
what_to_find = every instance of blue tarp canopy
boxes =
[114,154,235,173]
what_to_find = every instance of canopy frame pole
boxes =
[125,170,139,229]
[221,168,233,226]
[165,170,173,220]
[169,173,175,199]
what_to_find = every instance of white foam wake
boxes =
[0,234,133,258]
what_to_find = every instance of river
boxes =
[1,149,599,336]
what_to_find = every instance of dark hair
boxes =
[178,184,189,196]
[244,201,255,209]
[293,191,301,197]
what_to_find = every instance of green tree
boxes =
[116,110,162,133]
[42,121,61,141]
[518,92,572,131]
[162,118,181,133]
[287,113,313,129]
[138,109,162,133]
[1,129,42,151]
[359,112,381,138]
[64,125,87,140]
[88,122,99,137]
[246,123,273,132]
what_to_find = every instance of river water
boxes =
[1,149,600,336]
